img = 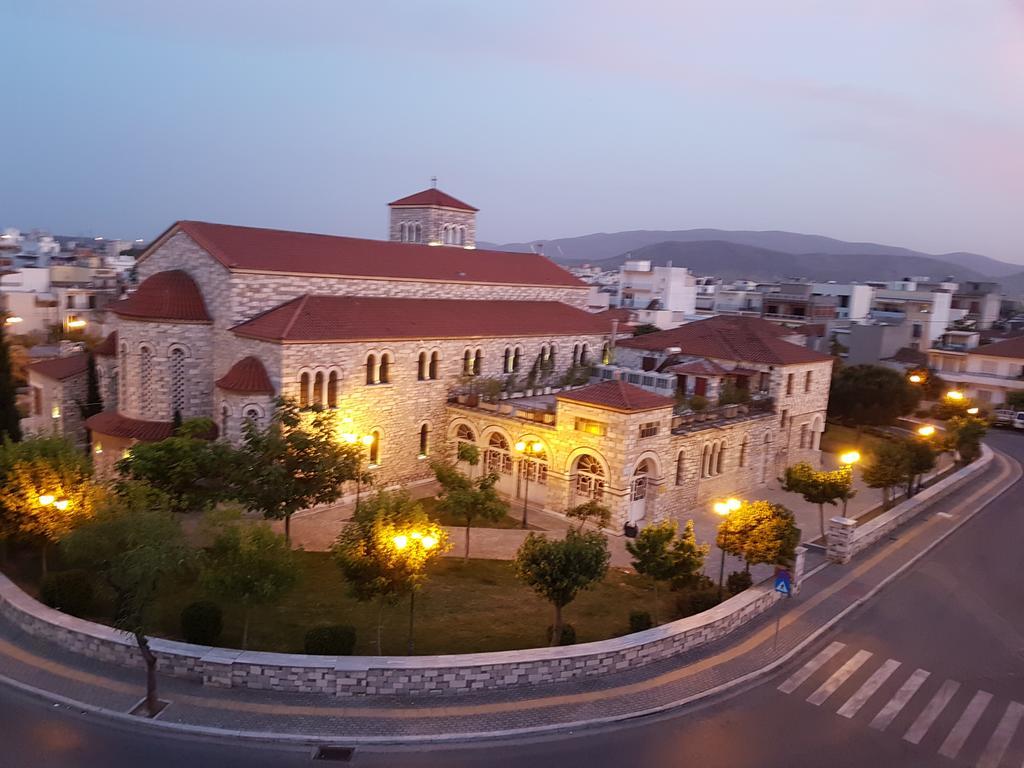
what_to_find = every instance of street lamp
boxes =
[966,407,979,415]
[908,373,923,384]
[945,390,965,401]
[342,431,375,506]
[917,424,936,437]
[514,440,544,529]
[391,528,441,654]
[838,451,859,514]
[713,497,742,600]
[839,450,860,466]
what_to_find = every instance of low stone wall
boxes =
[827,445,993,564]
[0,548,806,698]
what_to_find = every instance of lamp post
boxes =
[514,440,544,529]
[392,530,439,654]
[917,424,936,438]
[341,431,375,507]
[713,497,742,600]
[838,450,860,515]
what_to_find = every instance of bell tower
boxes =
[388,180,478,248]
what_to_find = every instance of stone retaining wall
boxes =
[0,548,806,698]
[827,445,993,564]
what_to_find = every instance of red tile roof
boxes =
[594,308,638,329]
[216,356,274,395]
[617,315,831,365]
[970,335,1024,360]
[231,295,612,343]
[557,380,674,413]
[86,410,175,442]
[28,352,89,381]
[665,358,729,376]
[157,221,581,288]
[94,331,117,356]
[388,188,478,211]
[111,270,212,323]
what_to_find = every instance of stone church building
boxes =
[85,186,832,530]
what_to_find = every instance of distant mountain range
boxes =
[480,229,1024,292]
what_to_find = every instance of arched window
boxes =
[399,223,407,241]
[365,354,377,385]
[139,346,153,413]
[379,353,392,384]
[417,352,428,381]
[675,451,686,485]
[503,347,513,374]
[415,223,422,243]
[522,443,548,485]
[716,441,726,475]
[313,372,324,406]
[418,423,429,457]
[739,438,748,468]
[463,348,473,375]
[456,424,475,456]
[512,346,522,373]
[602,342,611,365]
[221,405,229,439]
[701,444,712,479]
[575,454,605,500]
[572,343,581,366]
[429,351,439,380]
[580,344,590,365]
[485,433,513,476]
[300,372,311,406]
[473,348,483,375]
[169,347,186,417]
[458,226,466,245]
[244,405,263,428]
[799,423,808,449]
[327,371,338,408]
[632,460,650,502]
[369,430,381,465]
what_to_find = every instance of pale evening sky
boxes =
[2,1,1023,261]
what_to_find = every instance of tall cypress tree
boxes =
[0,322,22,442]
[79,352,103,420]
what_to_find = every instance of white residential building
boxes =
[615,260,697,329]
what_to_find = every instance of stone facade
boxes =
[389,205,476,247]
[22,368,89,448]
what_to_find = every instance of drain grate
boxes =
[313,746,355,762]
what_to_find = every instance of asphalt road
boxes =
[2,431,1023,768]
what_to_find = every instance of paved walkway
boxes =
[0,449,1014,744]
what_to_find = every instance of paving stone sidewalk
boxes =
[0,450,1012,743]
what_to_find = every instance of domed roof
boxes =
[215,356,274,395]
[112,270,211,323]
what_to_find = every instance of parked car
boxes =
[993,409,1024,429]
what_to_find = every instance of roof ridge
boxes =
[279,294,309,340]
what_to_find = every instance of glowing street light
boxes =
[713,497,742,599]
[839,450,861,466]
[966,407,979,415]
[53,499,69,511]
[908,373,923,384]
[4,316,23,325]
[917,425,936,437]
[361,434,375,446]
[945,390,965,401]
[66,319,86,329]
[514,439,545,529]
[38,494,55,506]
[392,534,409,550]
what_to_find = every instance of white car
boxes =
[993,409,1024,429]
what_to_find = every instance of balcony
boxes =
[671,396,775,434]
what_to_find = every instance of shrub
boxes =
[676,589,720,618]
[689,395,708,411]
[180,601,223,646]
[629,610,653,633]
[547,623,576,646]
[304,625,357,655]
[726,570,753,595]
[39,570,94,616]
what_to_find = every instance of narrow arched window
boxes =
[379,353,392,384]
[580,344,590,365]
[415,223,422,242]
[365,355,377,385]
[169,348,186,417]
[572,344,581,366]
[369,430,381,465]
[417,352,428,381]
[221,405,229,439]
[602,343,611,365]
[300,372,310,406]
[418,423,429,457]
[463,348,473,375]
[503,347,513,373]
[739,438,748,468]
[139,346,153,413]
[313,372,324,406]
[429,351,439,380]
[716,442,726,475]
[473,348,483,375]
[675,452,686,485]
[327,371,338,408]
[512,346,522,373]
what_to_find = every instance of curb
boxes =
[1,448,1015,747]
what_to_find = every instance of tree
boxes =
[946,415,987,465]
[116,421,240,514]
[77,352,103,421]
[0,436,102,574]
[902,438,937,495]
[717,501,800,571]
[632,323,660,336]
[513,530,610,646]
[626,519,708,623]
[565,499,612,532]
[456,441,480,478]
[0,322,21,442]
[237,399,362,542]
[62,483,192,716]
[431,460,507,561]
[198,509,297,649]
[828,364,920,426]
[1005,391,1024,411]
[781,462,847,543]
[861,441,910,509]
[332,490,448,653]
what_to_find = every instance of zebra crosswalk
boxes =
[778,641,1024,767]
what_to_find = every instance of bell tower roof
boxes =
[388,187,478,212]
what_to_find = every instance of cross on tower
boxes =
[430,176,437,188]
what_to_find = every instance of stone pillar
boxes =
[827,516,857,564]
[793,545,807,594]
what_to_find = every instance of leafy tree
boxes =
[828,364,920,426]
[626,519,708,623]
[456,441,481,478]
[513,530,610,646]
[902,438,937,495]
[717,380,751,406]
[946,415,987,465]
[0,322,21,442]
[237,399,362,542]
[116,421,240,514]
[431,460,507,561]
[1005,391,1024,411]
[565,499,612,532]
[781,462,848,543]
[717,501,800,571]
[861,441,909,508]
[0,436,102,574]
[632,323,660,336]
[198,509,297,649]
[332,490,448,653]
[63,483,193,716]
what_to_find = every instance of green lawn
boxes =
[820,423,892,456]
[418,494,536,530]
[4,546,679,656]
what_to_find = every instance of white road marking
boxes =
[976,700,1024,768]
[938,689,993,759]
[778,642,847,694]
[870,668,931,732]
[904,679,961,744]
[936,512,953,518]
[807,650,873,706]
[837,659,901,719]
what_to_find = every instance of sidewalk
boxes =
[0,450,1015,745]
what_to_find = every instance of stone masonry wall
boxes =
[389,206,476,247]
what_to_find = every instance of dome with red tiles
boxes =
[215,356,274,395]
[111,270,211,323]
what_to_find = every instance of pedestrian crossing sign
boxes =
[775,569,792,596]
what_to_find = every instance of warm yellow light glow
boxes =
[361,434,375,446]
[38,495,55,506]
[410,531,422,539]
[53,499,69,511]
[342,416,354,424]
[66,319,86,329]
[714,499,741,516]
[727,497,742,511]
[51,405,61,418]
[966,407,979,415]
[839,450,861,465]
[94,442,103,455]
[392,535,408,550]
[917,425,936,437]
[908,374,923,383]
[945,390,964,401]
[532,441,543,453]
[515,441,526,452]
[341,432,357,444]
[421,535,438,549]
[4,316,23,325]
